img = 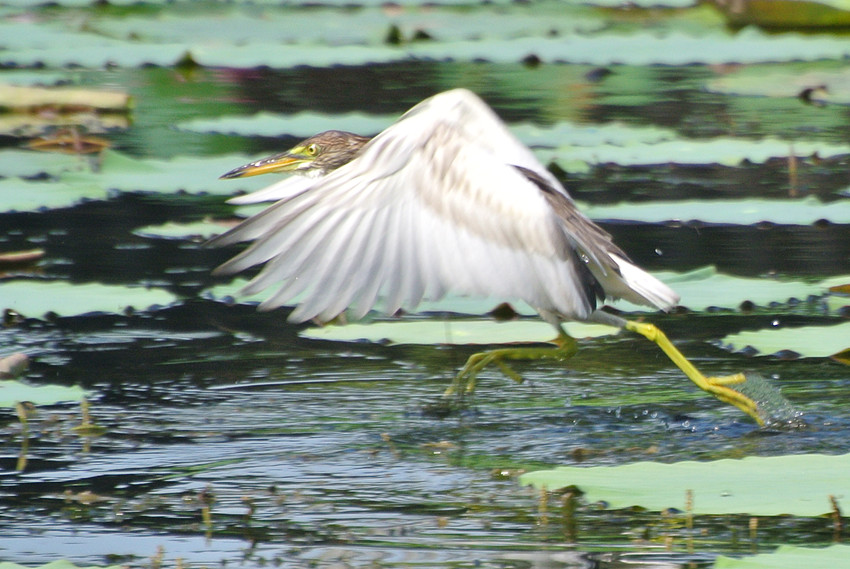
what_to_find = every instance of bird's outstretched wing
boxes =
[210,89,677,322]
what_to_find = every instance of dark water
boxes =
[1,62,849,567]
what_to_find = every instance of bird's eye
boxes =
[305,144,319,156]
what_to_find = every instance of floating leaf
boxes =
[0,149,88,179]
[177,111,396,138]
[520,453,850,516]
[0,280,177,318]
[0,112,129,138]
[0,380,88,408]
[7,12,850,69]
[207,268,847,317]
[406,29,850,66]
[0,178,108,213]
[707,66,850,105]
[714,544,850,569]
[58,149,253,194]
[0,84,130,112]
[712,0,850,29]
[720,321,850,359]
[133,220,229,240]
[88,6,603,48]
[544,137,850,168]
[646,266,848,312]
[28,132,111,155]
[581,197,850,225]
[5,150,270,205]
[182,110,850,172]
[300,319,614,345]
[0,562,123,569]
[0,71,75,87]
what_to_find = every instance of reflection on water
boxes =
[1,61,849,567]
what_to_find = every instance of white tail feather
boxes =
[607,254,679,311]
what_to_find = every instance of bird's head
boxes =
[220,130,370,180]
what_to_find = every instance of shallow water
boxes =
[1,57,850,568]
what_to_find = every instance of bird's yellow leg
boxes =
[444,330,578,396]
[624,320,764,425]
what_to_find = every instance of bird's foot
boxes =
[624,320,774,425]
[443,332,578,398]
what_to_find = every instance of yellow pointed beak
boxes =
[220,151,311,179]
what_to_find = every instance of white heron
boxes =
[209,88,765,424]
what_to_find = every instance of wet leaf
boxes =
[647,266,848,311]
[520,453,850,516]
[177,111,395,139]
[714,544,850,569]
[0,562,122,569]
[0,149,271,213]
[707,65,850,105]
[713,0,850,29]
[0,149,87,178]
[720,321,850,359]
[6,9,850,69]
[0,380,88,408]
[0,280,177,318]
[184,110,850,171]
[133,220,227,240]
[58,150,269,195]
[28,132,111,155]
[206,268,847,317]
[0,113,129,138]
[0,178,108,213]
[0,84,130,112]
[582,197,850,225]
[546,137,850,167]
[300,319,615,345]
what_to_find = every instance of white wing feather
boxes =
[212,88,678,323]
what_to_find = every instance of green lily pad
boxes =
[205,267,845,318]
[300,319,614,345]
[713,0,850,29]
[715,544,850,569]
[88,6,603,47]
[641,266,848,312]
[59,150,267,195]
[0,149,88,179]
[0,84,130,112]
[520,453,850,516]
[0,149,273,213]
[707,66,850,105]
[183,110,850,172]
[7,11,850,70]
[133,220,230,240]
[180,114,680,151]
[0,178,108,213]
[0,72,73,87]
[0,562,123,569]
[177,111,396,139]
[0,380,88,408]
[1,280,177,318]
[406,29,850,66]
[581,197,850,225]
[544,137,850,168]
[720,321,850,359]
